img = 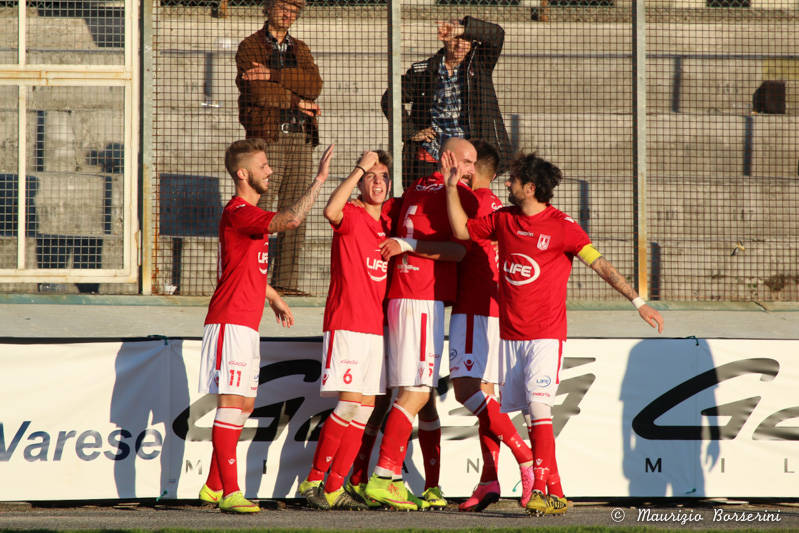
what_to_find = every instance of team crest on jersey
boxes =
[537,234,551,251]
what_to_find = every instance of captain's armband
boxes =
[577,244,602,265]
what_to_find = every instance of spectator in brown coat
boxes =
[236,0,322,295]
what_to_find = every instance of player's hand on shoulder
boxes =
[638,304,664,334]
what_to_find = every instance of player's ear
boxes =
[236,167,248,182]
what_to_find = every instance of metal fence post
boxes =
[389,0,403,198]
[141,0,155,294]
[632,0,649,300]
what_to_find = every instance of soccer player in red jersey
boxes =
[298,150,395,510]
[449,140,536,512]
[445,151,664,515]
[197,138,334,513]
[363,137,479,510]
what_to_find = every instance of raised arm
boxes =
[323,151,379,225]
[443,150,471,240]
[582,253,664,334]
[461,16,504,71]
[268,144,335,233]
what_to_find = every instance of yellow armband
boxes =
[577,244,601,265]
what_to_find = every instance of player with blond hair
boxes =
[197,138,333,513]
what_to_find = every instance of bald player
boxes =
[363,138,479,510]
[449,140,536,512]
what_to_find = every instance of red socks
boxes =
[349,425,379,486]
[325,417,367,493]
[418,417,441,490]
[308,408,351,482]
[465,391,533,466]
[375,403,414,475]
[478,424,500,483]
[324,403,374,493]
[209,407,246,496]
[530,417,556,494]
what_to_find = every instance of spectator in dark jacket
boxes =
[382,17,511,189]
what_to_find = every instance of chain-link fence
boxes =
[2,0,798,300]
[150,1,798,301]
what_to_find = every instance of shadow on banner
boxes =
[621,339,720,497]
[109,339,188,498]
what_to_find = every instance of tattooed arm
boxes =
[588,256,664,333]
[268,144,335,233]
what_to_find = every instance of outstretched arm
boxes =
[268,144,335,233]
[323,151,379,225]
[585,254,664,333]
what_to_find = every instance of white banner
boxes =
[1,337,797,500]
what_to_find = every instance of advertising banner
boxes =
[1,337,797,500]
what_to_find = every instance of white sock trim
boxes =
[463,390,488,415]
[214,407,243,429]
[392,403,414,424]
[529,401,552,421]
[374,465,394,478]
[332,399,360,423]
[354,403,375,426]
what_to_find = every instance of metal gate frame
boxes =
[0,0,140,284]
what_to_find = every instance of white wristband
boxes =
[632,297,646,309]
[393,237,417,253]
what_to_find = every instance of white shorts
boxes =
[321,330,386,397]
[386,298,445,388]
[198,323,261,398]
[448,313,500,383]
[498,338,564,413]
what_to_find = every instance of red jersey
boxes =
[323,201,394,335]
[387,172,478,304]
[205,196,276,331]
[454,187,503,317]
[467,205,591,341]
